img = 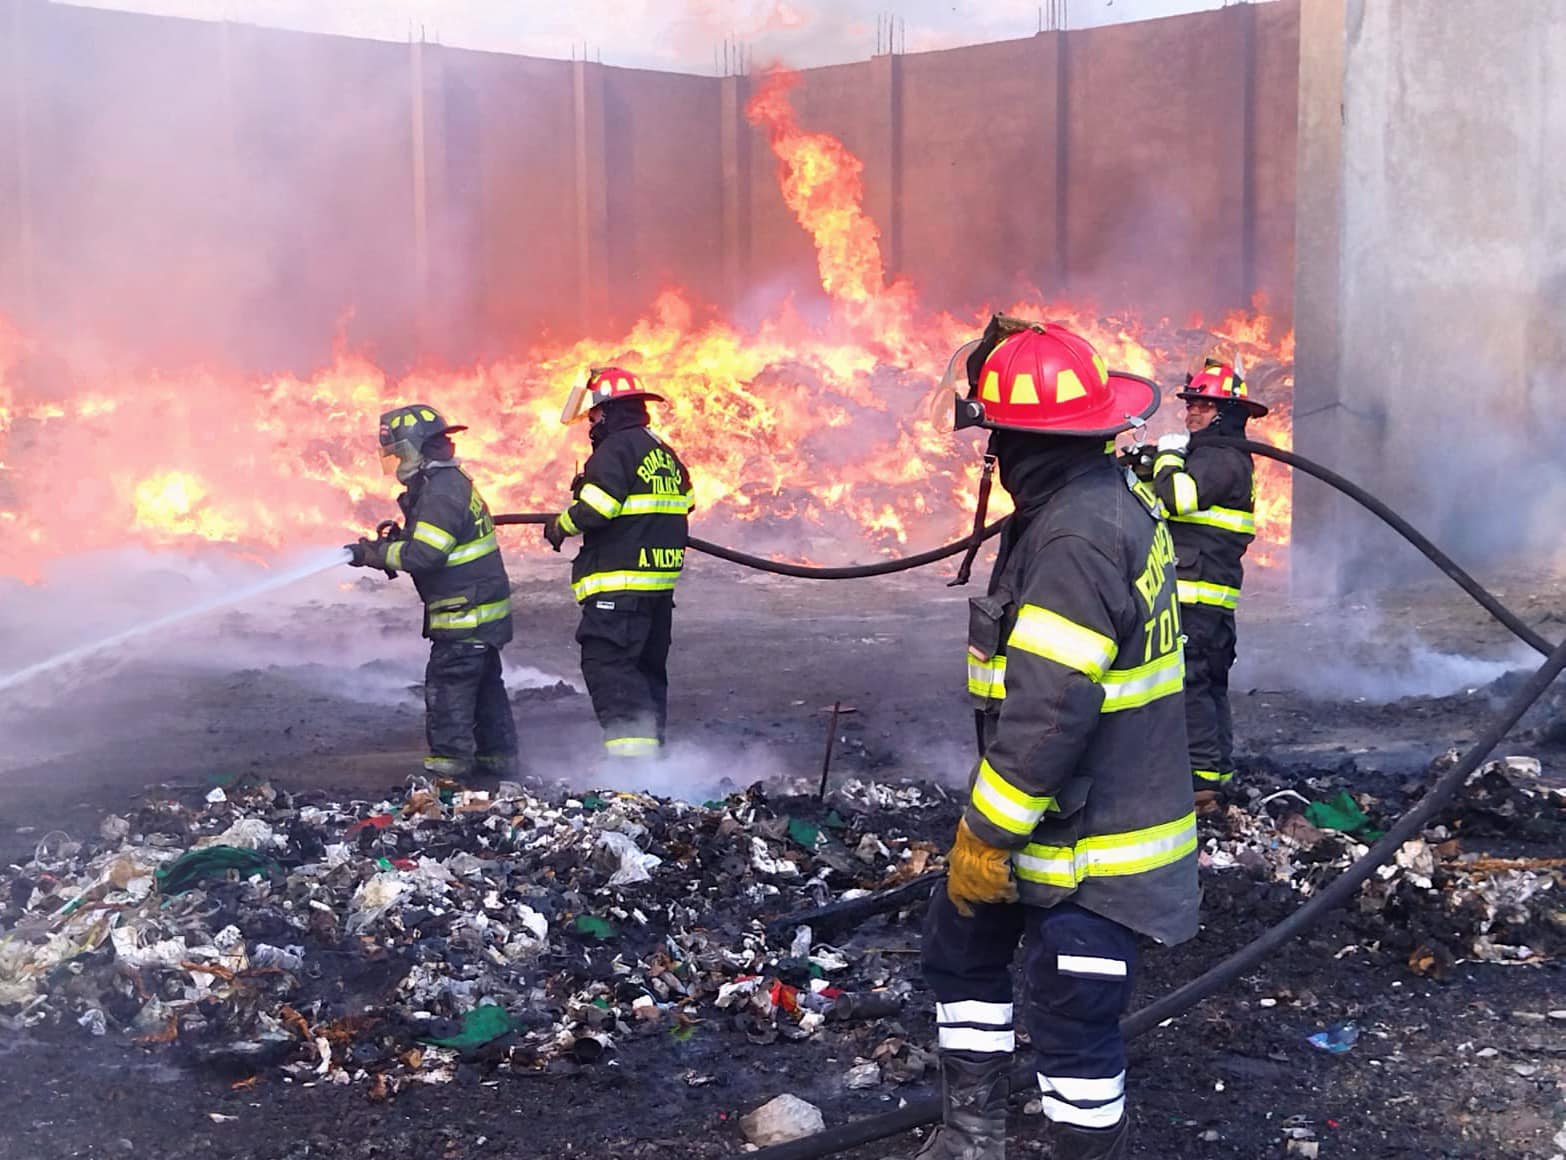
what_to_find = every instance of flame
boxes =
[0,69,1293,583]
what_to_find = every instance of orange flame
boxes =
[0,72,1293,583]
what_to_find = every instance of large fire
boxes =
[0,69,1292,584]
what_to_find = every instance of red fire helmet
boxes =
[952,322,1159,437]
[559,366,667,424]
[1177,361,1268,418]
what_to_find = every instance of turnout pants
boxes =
[425,640,518,778]
[576,590,674,757]
[1181,604,1238,789]
[922,889,1138,1137]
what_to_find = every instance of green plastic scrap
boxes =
[571,914,616,941]
[786,818,823,850]
[580,794,609,813]
[1303,791,1385,840]
[155,846,274,895]
[419,1005,520,1050]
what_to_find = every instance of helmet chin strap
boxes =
[948,433,999,588]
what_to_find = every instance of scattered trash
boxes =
[844,1060,881,1089]
[155,846,273,895]
[420,1005,522,1051]
[740,1093,826,1146]
[1307,1020,1360,1053]
[1304,790,1383,840]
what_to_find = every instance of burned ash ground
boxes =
[0,563,1562,1159]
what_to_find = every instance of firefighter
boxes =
[1150,359,1268,811]
[914,317,1199,1160]
[542,368,693,758]
[345,404,518,781]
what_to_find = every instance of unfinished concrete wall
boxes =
[0,0,1299,373]
[1293,0,1565,586]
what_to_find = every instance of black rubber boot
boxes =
[1049,1117,1130,1160]
[900,1051,1010,1159]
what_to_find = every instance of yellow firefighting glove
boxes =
[946,818,1019,918]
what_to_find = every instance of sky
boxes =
[56,0,1273,71]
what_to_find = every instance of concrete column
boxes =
[3,0,35,326]
[1046,29,1071,291]
[1236,0,1260,308]
[1033,30,1070,291]
[572,60,610,329]
[867,52,904,276]
[719,74,752,313]
[1290,0,1347,590]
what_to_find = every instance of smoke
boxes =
[5,1,468,375]
[0,546,578,775]
[1234,599,1540,704]
[568,738,790,802]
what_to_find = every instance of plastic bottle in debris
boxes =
[825,991,902,1022]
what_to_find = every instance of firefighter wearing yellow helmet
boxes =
[346,404,517,781]
[543,368,693,759]
[907,316,1198,1160]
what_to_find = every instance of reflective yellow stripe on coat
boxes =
[1011,812,1198,886]
[427,597,512,633]
[1099,651,1185,712]
[1168,505,1256,535]
[572,570,682,602]
[970,757,1057,837]
[1006,604,1118,681]
[1177,579,1241,610]
[446,531,499,566]
[967,652,1007,700]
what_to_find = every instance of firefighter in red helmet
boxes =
[543,367,693,758]
[1149,356,1269,812]
[907,316,1198,1160]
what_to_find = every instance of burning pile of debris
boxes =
[0,754,1558,1103]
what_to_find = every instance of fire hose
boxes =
[496,440,1561,1158]
[737,631,1566,1160]
[495,439,1556,658]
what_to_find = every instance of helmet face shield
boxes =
[930,339,981,434]
[559,382,591,425]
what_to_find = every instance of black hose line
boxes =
[740,630,1566,1160]
[494,512,1007,580]
[494,442,1555,653]
[493,451,1560,1158]
[1210,437,1556,657]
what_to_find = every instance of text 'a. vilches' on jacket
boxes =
[558,427,694,603]
[1152,430,1256,612]
[964,456,1198,946]
[383,462,513,647]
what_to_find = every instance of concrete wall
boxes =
[1293,0,1564,585]
[0,0,1299,373]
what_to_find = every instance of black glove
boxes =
[542,517,568,553]
[345,538,379,568]
[1118,444,1156,481]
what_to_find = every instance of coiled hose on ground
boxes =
[495,440,1563,1159]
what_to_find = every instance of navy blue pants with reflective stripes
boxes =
[922,891,1139,1130]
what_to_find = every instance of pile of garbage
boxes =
[0,753,1558,1101]
[1201,755,1566,971]
[0,772,952,1097]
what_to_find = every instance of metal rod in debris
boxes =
[817,700,842,800]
